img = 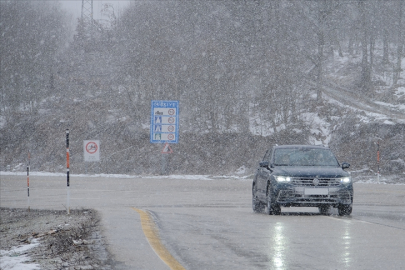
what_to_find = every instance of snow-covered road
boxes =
[1,174,404,269]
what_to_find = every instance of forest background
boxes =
[1,0,404,178]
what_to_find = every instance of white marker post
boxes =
[66,129,70,215]
[377,141,380,183]
[27,152,30,212]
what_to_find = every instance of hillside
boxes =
[1,1,404,179]
[1,48,404,178]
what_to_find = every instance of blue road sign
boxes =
[150,100,179,143]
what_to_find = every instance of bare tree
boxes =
[359,0,372,92]
[393,1,403,85]
[0,1,69,114]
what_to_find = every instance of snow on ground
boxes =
[395,86,405,98]
[355,176,405,185]
[0,171,251,181]
[0,240,40,270]
[301,112,332,146]
[0,171,402,184]
[235,165,247,175]
[375,101,405,112]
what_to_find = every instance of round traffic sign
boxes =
[168,109,175,115]
[85,142,98,154]
[168,125,175,132]
[168,117,175,124]
[168,134,174,140]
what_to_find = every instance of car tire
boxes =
[318,205,331,215]
[338,204,352,216]
[252,185,264,213]
[265,184,281,215]
[273,204,281,215]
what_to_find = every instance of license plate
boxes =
[305,188,329,195]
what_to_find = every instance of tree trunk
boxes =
[393,1,403,85]
[348,32,354,56]
[382,29,389,65]
[370,35,375,75]
[360,0,371,92]
[316,2,325,102]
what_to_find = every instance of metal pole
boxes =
[91,0,94,41]
[27,152,30,212]
[66,129,70,215]
[161,143,165,175]
[377,141,380,183]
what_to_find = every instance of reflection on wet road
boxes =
[341,219,352,268]
[271,222,286,270]
[151,204,405,270]
[143,183,405,270]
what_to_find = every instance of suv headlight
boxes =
[275,176,291,182]
[340,177,351,184]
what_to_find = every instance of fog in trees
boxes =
[1,0,404,176]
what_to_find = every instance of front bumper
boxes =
[274,186,353,207]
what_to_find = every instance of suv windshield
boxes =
[273,148,339,167]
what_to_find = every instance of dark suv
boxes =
[252,145,353,216]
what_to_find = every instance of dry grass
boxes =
[0,208,115,270]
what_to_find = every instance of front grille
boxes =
[278,190,294,200]
[291,177,341,187]
[338,191,352,202]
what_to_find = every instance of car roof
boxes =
[273,145,330,150]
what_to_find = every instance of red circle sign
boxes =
[168,134,174,140]
[168,109,175,115]
[168,117,175,124]
[86,142,98,154]
[168,125,174,132]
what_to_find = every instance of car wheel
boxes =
[265,184,280,215]
[252,185,264,213]
[338,204,352,216]
[318,205,331,215]
[273,204,281,215]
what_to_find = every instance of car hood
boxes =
[272,166,349,178]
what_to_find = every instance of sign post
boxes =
[66,129,70,215]
[377,140,380,183]
[150,100,179,175]
[27,152,30,212]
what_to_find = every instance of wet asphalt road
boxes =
[1,175,405,270]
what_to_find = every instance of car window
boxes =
[273,148,339,166]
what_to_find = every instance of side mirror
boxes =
[342,162,350,169]
[259,161,269,168]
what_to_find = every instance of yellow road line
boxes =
[132,207,186,270]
